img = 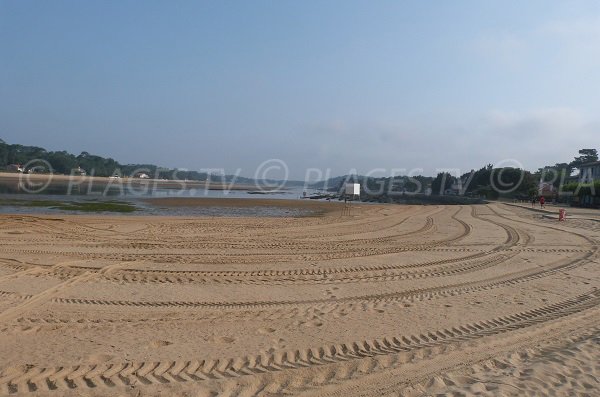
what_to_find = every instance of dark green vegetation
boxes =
[569,149,598,172]
[0,139,121,177]
[561,181,600,208]
[431,166,537,199]
[331,148,599,202]
[538,149,598,189]
[562,181,600,196]
[318,168,534,200]
[313,174,435,195]
[1,138,598,203]
[0,198,137,213]
[0,139,239,182]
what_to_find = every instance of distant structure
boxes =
[340,183,359,216]
[444,181,462,196]
[579,161,600,183]
[538,181,556,196]
[27,166,45,174]
[72,166,86,176]
[135,173,150,179]
[6,164,24,173]
[345,183,360,200]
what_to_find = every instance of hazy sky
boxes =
[1,1,599,179]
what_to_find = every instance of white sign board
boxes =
[345,183,360,196]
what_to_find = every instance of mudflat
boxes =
[0,201,599,396]
[144,196,343,211]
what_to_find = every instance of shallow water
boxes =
[0,194,317,217]
[0,181,307,199]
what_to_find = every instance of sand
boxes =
[0,201,598,396]
[144,196,344,212]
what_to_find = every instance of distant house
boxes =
[538,181,556,196]
[28,166,45,174]
[72,166,86,176]
[135,173,150,179]
[444,181,463,196]
[6,164,24,173]
[579,161,600,183]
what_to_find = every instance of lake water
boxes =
[0,186,329,217]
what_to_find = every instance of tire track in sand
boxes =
[1,289,599,395]
[0,262,130,324]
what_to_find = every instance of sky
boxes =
[1,1,600,180]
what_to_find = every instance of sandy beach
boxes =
[0,201,599,396]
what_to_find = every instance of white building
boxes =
[538,181,556,195]
[345,183,360,197]
[579,161,600,183]
[7,164,23,173]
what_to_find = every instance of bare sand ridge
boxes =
[0,201,599,396]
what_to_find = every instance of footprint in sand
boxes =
[87,353,114,363]
[209,335,235,344]
[149,340,172,348]
[195,389,218,397]
[257,326,276,335]
[305,319,323,327]
[21,325,41,334]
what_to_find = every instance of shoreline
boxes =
[0,195,345,218]
[142,196,344,215]
[0,171,267,191]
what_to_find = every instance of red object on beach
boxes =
[559,209,566,221]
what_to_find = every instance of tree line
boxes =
[1,138,598,198]
[429,148,598,199]
[327,148,598,200]
[0,139,221,181]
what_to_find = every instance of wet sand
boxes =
[0,202,598,396]
[144,196,343,212]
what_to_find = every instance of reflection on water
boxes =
[0,179,317,217]
[136,202,315,217]
[0,195,314,217]
[0,179,328,217]
[0,180,125,196]
[0,180,306,199]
